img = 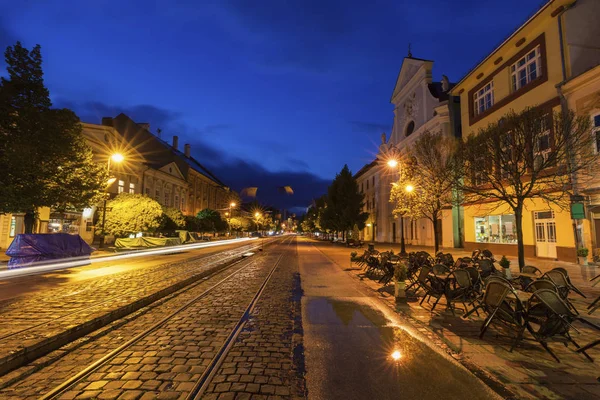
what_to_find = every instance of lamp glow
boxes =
[391,350,402,361]
[387,159,398,168]
[405,184,414,193]
[230,202,236,207]
[111,153,124,163]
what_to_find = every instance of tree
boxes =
[161,206,185,230]
[390,130,458,253]
[0,42,107,233]
[229,216,251,233]
[104,194,163,237]
[324,165,368,240]
[196,208,227,235]
[458,107,596,270]
[184,215,201,232]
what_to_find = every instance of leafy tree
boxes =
[161,206,185,230]
[196,208,227,234]
[229,216,251,232]
[184,215,201,232]
[458,107,596,270]
[324,165,368,240]
[0,42,107,233]
[104,194,163,237]
[390,130,458,253]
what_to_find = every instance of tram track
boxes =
[33,235,295,400]
[0,238,279,378]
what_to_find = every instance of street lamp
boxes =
[387,158,411,256]
[99,153,124,249]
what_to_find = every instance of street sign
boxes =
[570,202,585,219]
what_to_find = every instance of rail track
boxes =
[0,237,279,378]
[36,235,295,399]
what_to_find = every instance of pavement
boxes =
[297,237,500,400]
[310,238,600,400]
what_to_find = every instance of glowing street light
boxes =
[387,159,398,168]
[99,153,124,249]
[391,350,402,361]
[405,184,414,193]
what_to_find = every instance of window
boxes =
[366,180,369,190]
[593,114,600,153]
[475,214,517,244]
[164,192,170,206]
[129,183,135,194]
[145,188,150,195]
[405,121,415,137]
[155,189,160,201]
[372,176,375,187]
[372,197,375,210]
[118,180,125,194]
[474,81,494,116]
[361,182,364,193]
[534,114,552,170]
[511,46,542,91]
[175,195,179,208]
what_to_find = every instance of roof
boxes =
[451,0,558,92]
[353,159,378,180]
[104,113,227,187]
[428,82,456,102]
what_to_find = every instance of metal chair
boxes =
[551,267,586,298]
[446,269,479,316]
[477,259,498,279]
[526,289,600,362]
[542,270,572,300]
[476,281,528,351]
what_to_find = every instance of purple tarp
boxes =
[6,233,94,268]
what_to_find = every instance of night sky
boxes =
[1,0,544,213]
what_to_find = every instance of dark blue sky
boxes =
[1,0,544,212]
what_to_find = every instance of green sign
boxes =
[570,202,585,219]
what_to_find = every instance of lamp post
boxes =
[99,153,124,249]
[254,212,263,251]
[387,158,413,256]
[229,202,236,237]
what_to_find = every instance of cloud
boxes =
[349,121,391,134]
[58,98,330,210]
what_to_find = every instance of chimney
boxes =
[184,143,191,158]
[172,135,179,150]
[441,75,450,92]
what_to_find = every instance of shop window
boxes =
[118,180,125,194]
[474,214,517,244]
[129,183,135,194]
[9,216,16,237]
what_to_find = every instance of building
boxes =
[102,114,230,216]
[354,53,462,247]
[561,64,600,254]
[449,0,600,260]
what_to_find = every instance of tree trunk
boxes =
[514,204,525,272]
[24,210,35,234]
[432,217,439,254]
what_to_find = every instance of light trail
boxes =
[0,237,259,280]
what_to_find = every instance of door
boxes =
[534,211,557,258]
[594,219,600,251]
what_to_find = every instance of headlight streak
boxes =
[0,237,258,280]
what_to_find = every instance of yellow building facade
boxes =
[450,0,600,261]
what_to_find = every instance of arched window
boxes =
[405,121,415,137]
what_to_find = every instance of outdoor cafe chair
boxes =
[587,294,600,315]
[526,289,600,362]
[524,279,579,315]
[432,263,452,276]
[475,281,529,351]
[518,265,543,288]
[551,267,586,298]
[446,269,478,316]
[416,265,446,312]
[477,259,498,280]
[542,270,576,300]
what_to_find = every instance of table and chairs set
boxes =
[352,247,600,362]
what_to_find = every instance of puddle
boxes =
[305,298,496,400]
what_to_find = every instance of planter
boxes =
[395,281,407,300]
[502,267,512,280]
[578,256,588,266]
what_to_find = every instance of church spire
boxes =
[407,43,412,58]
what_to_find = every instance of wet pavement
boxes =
[310,238,600,400]
[298,238,499,400]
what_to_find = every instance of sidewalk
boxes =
[312,240,600,400]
